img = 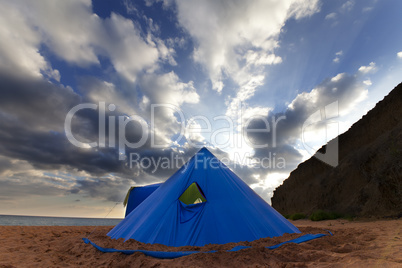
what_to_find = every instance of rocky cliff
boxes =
[272,83,402,218]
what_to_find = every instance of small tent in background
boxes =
[123,183,161,217]
[108,147,300,247]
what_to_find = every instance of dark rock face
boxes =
[272,83,402,218]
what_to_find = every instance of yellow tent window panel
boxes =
[179,182,206,205]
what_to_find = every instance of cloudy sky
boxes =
[0,0,401,218]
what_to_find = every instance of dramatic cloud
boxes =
[245,72,368,168]
[0,72,205,208]
[175,0,320,93]
[0,1,58,79]
[100,13,159,82]
[0,70,197,203]
[0,0,203,201]
[0,0,400,216]
[1,0,161,83]
[138,71,200,145]
[235,70,369,201]
[20,0,101,67]
[172,0,322,174]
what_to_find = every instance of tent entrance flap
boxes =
[179,182,206,205]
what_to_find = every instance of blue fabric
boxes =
[265,233,328,249]
[179,201,206,223]
[84,232,330,259]
[108,148,301,247]
[82,238,210,259]
[125,183,161,217]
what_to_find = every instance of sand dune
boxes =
[0,219,400,267]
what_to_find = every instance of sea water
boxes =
[0,214,122,226]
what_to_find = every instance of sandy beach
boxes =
[0,218,400,267]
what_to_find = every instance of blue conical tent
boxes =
[108,147,300,247]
